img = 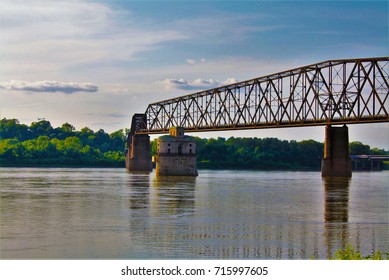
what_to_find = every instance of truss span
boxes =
[140,57,389,134]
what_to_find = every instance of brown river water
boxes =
[1,168,388,259]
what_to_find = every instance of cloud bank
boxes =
[158,78,237,91]
[0,80,98,94]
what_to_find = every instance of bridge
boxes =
[350,155,389,170]
[126,57,389,177]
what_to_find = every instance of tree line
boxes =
[1,118,388,169]
[0,118,127,167]
[154,137,387,170]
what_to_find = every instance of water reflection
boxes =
[151,176,196,216]
[324,177,350,223]
[1,168,388,259]
[127,172,327,259]
[323,177,351,258]
[127,173,151,210]
[126,175,198,258]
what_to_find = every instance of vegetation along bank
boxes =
[1,118,388,169]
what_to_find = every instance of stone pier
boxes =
[155,127,198,176]
[321,125,352,177]
[125,133,152,172]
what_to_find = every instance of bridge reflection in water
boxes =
[323,177,351,259]
[123,171,387,259]
[2,169,386,259]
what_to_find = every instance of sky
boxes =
[0,0,388,149]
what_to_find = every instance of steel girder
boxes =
[140,57,389,134]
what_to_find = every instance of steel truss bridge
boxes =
[133,57,389,134]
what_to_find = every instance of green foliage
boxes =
[0,118,126,167]
[151,138,158,155]
[0,119,31,140]
[350,141,371,155]
[155,136,320,169]
[1,118,388,169]
[151,135,387,171]
[332,244,389,260]
[192,136,324,170]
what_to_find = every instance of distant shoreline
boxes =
[2,118,388,171]
[0,161,317,170]
[0,164,124,168]
[3,164,387,172]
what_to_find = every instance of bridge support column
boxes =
[321,125,352,177]
[126,134,152,172]
[155,127,198,176]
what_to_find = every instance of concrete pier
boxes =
[321,125,352,177]
[155,127,198,176]
[125,133,152,172]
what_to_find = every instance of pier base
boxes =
[156,155,198,176]
[321,125,352,177]
[155,127,198,176]
[125,134,152,172]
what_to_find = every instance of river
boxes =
[0,168,388,259]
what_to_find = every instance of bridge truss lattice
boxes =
[140,57,389,134]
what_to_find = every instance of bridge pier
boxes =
[125,133,152,172]
[155,127,198,176]
[321,125,352,177]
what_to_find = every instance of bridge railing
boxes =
[141,57,389,134]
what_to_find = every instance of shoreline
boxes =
[1,165,387,172]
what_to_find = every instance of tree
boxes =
[0,138,25,161]
[350,141,370,155]
[109,129,126,151]
[296,140,324,169]
[0,118,31,140]
[63,136,82,150]
[22,136,57,159]
[30,120,53,138]
[61,123,75,133]
[151,138,158,155]
[78,127,95,146]
[92,129,110,152]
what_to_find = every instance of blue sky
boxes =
[0,0,388,148]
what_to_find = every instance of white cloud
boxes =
[186,59,196,65]
[158,78,237,91]
[186,58,206,65]
[0,80,98,94]
[223,78,238,84]
[0,0,188,81]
